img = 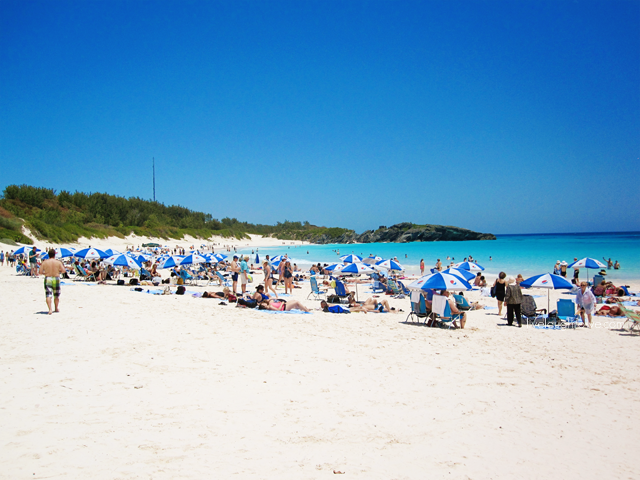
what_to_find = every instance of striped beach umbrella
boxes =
[520,273,574,313]
[442,267,476,282]
[340,254,363,263]
[453,261,485,271]
[179,254,207,266]
[104,254,142,269]
[567,257,607,281]
[407,272,472,292]
[375,259,404,271]
[39,247,76,259]
[157,256,182,269]
[104,248,122,257]
[212,253,227,262]
[339,262,375,275]
[74,247,109,259]
[14,246,40,256]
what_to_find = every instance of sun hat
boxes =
[561,261,568,265]
[599,269,607,275]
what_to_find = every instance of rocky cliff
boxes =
[305,222,495,244]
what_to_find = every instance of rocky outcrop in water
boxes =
[307,222,496,244]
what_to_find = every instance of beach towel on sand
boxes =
[260,309,311,314]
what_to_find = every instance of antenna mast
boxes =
[153,157,156,202]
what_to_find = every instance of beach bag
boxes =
[327,294,341,303]
[129,278,139,286]
[490,285,496,298]
[177,277,184,285]
[176,286,186,295]
[248,274,253,283]
[227,294,237,302]
[117,279,125,286]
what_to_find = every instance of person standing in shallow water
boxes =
[39,249,66,315]
[420,259,425,276]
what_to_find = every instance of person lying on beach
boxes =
[596,305,623,316]
[350,296,398,313]
[252,285,272,302]
[320,300,350,314]
[258,298,310,312]
[202,287,232,299]
[455,292,485,310]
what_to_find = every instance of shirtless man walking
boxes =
[39,248,66,315]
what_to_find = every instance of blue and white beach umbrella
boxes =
[453,261,485,271]
[442,267,476,282]
[104,248,122,257]
[39,247,76,259]
[179,254,207,266]
[567,257,606,280]
[340,254,363,263]
[255,253,260,265]
[14,246,40,255]
[362,255,383,265]
[212,253,227,262]
[74,247,109,259]
[407,272,472,292]
[271,255,290,267]
[339,262,375,275]
[157,256,182,269]
[520,273,574,312]
[375,259,404,271]
[104,254,142,269]
[324,263,344,272]
[567,258,606,270]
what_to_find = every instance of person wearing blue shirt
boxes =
[240,255,249,295]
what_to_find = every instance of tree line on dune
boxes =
[0,184,350,244]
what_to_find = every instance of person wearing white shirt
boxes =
[575,281,596,328]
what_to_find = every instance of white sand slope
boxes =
[1,263,639,478]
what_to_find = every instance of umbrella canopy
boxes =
[323,263,344,272]
[212,253,227,262]
[442,267,476,282]
[271,255,291,267]
[520,273,574,313]
[14,246,40,255]
[567,257,606,270]
[255,253,260,265]
[362,255,383,265]
[179,254,207,266]
[157,256,182,269]
[407,272,472,292]
[74,247,109,259]
[104,248,122,257]
[375,259,404,271]
[338,262,375,275]
[104,254,142,269]
[340,254,363,263]
[39,247,76,259]
[453,261,485,271]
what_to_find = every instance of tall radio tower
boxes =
[153,157,156,202]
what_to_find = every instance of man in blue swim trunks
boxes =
[39,249,66,315]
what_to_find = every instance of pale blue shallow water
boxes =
[237,232,640,282]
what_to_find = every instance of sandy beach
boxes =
[2,235,640,479]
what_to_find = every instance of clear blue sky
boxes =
[1,0,638,235]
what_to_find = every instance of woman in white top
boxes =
[576,281,596,328]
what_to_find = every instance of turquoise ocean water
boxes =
[237,232,640,282]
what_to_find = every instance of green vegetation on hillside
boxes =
[0,185,346,244]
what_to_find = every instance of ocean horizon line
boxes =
[494,231,640,237]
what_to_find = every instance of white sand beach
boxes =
[2,236,640,479]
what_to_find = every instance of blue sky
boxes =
[1,0,638,235]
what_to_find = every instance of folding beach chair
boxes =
[431,294,458,329]
[371,280,387,293]
[334,281,351,303]
[398,281,411,296]
[180,269,196,286]
[453,294,472,311]
[619,303,640,334]
[521,295,546,325]
[557,298,579,328]
[387,279,404,298]
[406,291,429,324]
[307,276,328,301]
[216,271,232,287]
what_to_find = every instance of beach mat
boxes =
[260,309,311,315]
